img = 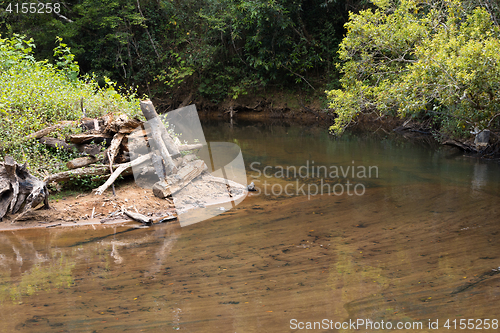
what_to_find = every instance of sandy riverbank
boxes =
[1,175,247,231]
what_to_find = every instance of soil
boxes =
[0,174,247,231]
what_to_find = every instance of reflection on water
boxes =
[0,122,500,332]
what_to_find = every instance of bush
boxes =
[0,34,142,178]
[327,0,500,139]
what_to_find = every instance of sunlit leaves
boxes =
[327,0,500,137]
[0,35,141,177]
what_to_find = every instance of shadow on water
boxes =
[0,119,499,332]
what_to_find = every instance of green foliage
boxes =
[53,36,80,81]
[0,35,141,178]
[327,0,500,139]
[0,0,350,101]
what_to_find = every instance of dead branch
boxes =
[140,100,178,174]
[124,210,153,224]
[93,152,153,195]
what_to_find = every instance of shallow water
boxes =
[1,121,500,332]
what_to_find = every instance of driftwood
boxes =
[25,121,77,140]
[93,152,153,195]
[152,160,207,198]
[117,118,142,134]
[106,132,125,163]
[39,137,78,152]
[69,133,112,144]
[67,156,98,169]
[33,100,210,207]
[443,139,475,152]
[124,210,153,224]
[0,156,49,220]
[178,143,203,151]
[157,215,178,223]
[141,100,180,158]
[45,165,110,183]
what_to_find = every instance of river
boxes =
[0,121,499,332]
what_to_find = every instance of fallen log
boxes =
[152,159,207,198]
[93,152,153,195]
[39,137,78,152]
[140,100,180,157]
[39,137,102,156]
[44,165,110,183]
[66,156,98,169]
[443,139,476,152]
[140,101,177,175]
[69,133,112,144]
[124,210,153,224]
[0,156,49,220]
[25,121,77,140]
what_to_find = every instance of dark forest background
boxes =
[0,0,367,101]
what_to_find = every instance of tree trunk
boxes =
[140,100,181,158]
[0,156,49,220]
[140,100,178,176]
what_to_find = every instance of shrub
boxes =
[0,34,142,178]
[327,0,500,139]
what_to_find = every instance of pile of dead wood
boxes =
[1,100,207,221]
[38,100,205,197]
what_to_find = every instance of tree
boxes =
[327,0,500,139]
[1,0,350,100]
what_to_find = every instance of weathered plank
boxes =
[152,159,207,198]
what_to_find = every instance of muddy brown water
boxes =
[1,122,500,332]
